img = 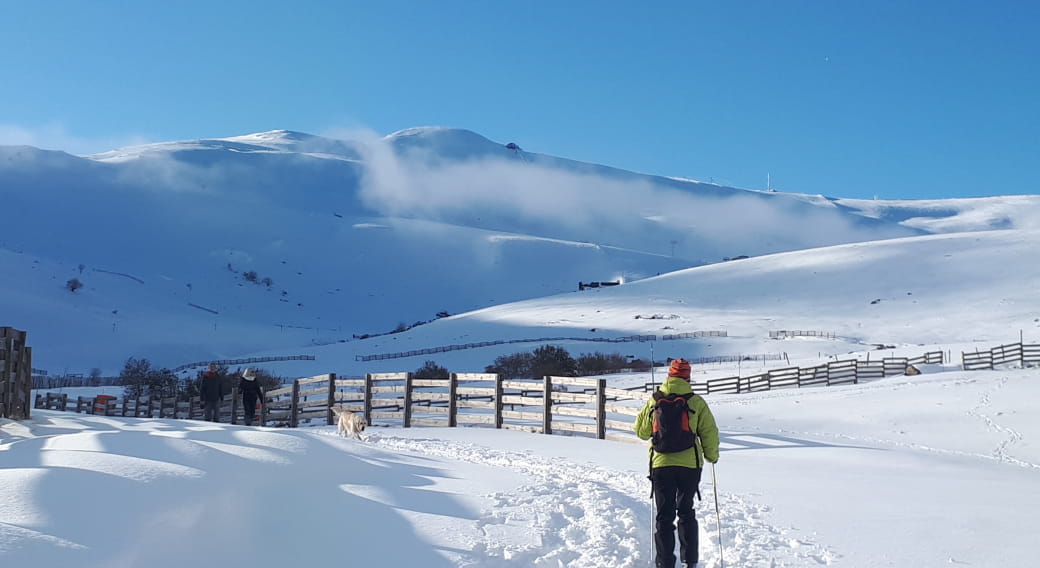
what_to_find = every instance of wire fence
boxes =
[355,331,727,362]
[173,355,315,373]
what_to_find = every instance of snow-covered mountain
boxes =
[2,127,1038,375]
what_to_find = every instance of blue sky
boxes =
[2,1,1037,200]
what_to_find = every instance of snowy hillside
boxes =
[246,228,1040,378]
[2,128,1040,375]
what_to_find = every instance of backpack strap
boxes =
[685,393,704,471]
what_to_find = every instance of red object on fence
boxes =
[93,395,116,416]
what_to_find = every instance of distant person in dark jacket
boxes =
[200,364,224,422]
[239,368,264,426]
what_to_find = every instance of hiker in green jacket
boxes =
[634,358,720,568]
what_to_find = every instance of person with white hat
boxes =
[239,368,264,426]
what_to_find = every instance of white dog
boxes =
[331,406,366,440]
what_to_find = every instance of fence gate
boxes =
[1,327,33,420]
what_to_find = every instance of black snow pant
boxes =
[242,393,259,426]
[652,466,702,568]
[202,399,220,422]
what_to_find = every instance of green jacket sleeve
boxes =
[633,398,654,440]
[692,395,720,463]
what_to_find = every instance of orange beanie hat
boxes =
[669,358,691,379]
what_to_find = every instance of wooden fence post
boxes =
[289,379,300,428]
[448,373,459,427]
[403,372,414,428]
[326,373,337,426]
[363,374,373,425]
[1,327,33,420]
[596,378,607,440]
[542,375,553,435]
[494,374,504,429]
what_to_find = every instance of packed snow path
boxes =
[367,432,836,567]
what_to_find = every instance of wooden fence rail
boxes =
[962,342,1040,370]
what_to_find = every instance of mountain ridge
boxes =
[2,127,1038,375]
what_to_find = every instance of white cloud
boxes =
[0,122,149,155]
[354,139,915,259]
[358,139,683,228]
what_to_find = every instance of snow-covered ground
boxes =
[4,362,1038,567]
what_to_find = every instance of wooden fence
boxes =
[32,375,122,389]
[44,345,1035,443]
[769,330,837,339]
[961,342,1040,370]
[355,334,658,362]
[1,327,33,420]
[702,351,943,395]
[30,348,942,442]
[198,349,943,440]
[173,354,315,373]
[256,373,644,442]
[35,385,267,425]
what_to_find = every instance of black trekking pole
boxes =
[650,491,655,565]
[712,462,724,568]
[648,455,655,566]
